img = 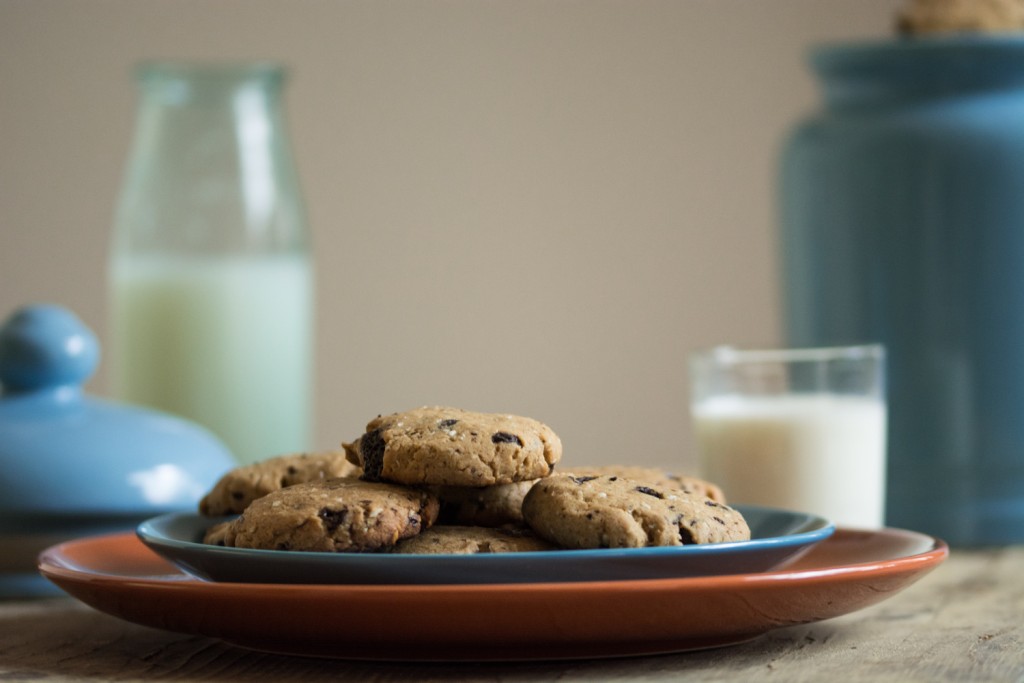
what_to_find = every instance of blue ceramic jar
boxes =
[0,304,235,596]
[780,36,1024,546]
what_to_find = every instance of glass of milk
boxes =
[689,345,887,528]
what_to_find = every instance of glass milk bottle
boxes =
[108,62,313,465]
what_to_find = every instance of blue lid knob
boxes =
[0,304,100,392]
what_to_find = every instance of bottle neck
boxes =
[134,64,288,143]
[137,61,285,103]
[812,36,1024,110]
[113,62,307,257]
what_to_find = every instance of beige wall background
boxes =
[0,0,899,473]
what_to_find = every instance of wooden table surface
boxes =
[1,546,1022,683]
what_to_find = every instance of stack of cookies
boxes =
[198,406,750,554]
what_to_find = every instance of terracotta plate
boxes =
[38,528,946,661]
[135,506,834,584]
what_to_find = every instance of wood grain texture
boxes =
[2,548,1022,682]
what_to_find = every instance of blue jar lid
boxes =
[0,304,236,523]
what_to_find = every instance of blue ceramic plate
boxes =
[136,506,834,585]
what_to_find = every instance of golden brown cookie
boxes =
[563,465,727,504]
[343,407,561,487]
[220,477,440,552]
[390,525,558,554]
[428,466,726,527]
[430,480,537,527]
[202,520,235,546]
[522,474,750,549]
[896,0,1024,34]
[199,450,362,516]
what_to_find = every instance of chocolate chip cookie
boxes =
[563,465,727,504]
[429,467,723,527]
[522,474,749,549]
[430,480,537,527]
[202,520,235,546]
[219,477,440,552]
[199,450,362,516]
[343,406,561,487]
[896,0,1024,34]
[390,525,558,554]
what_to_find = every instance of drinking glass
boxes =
[689,345,886,528]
